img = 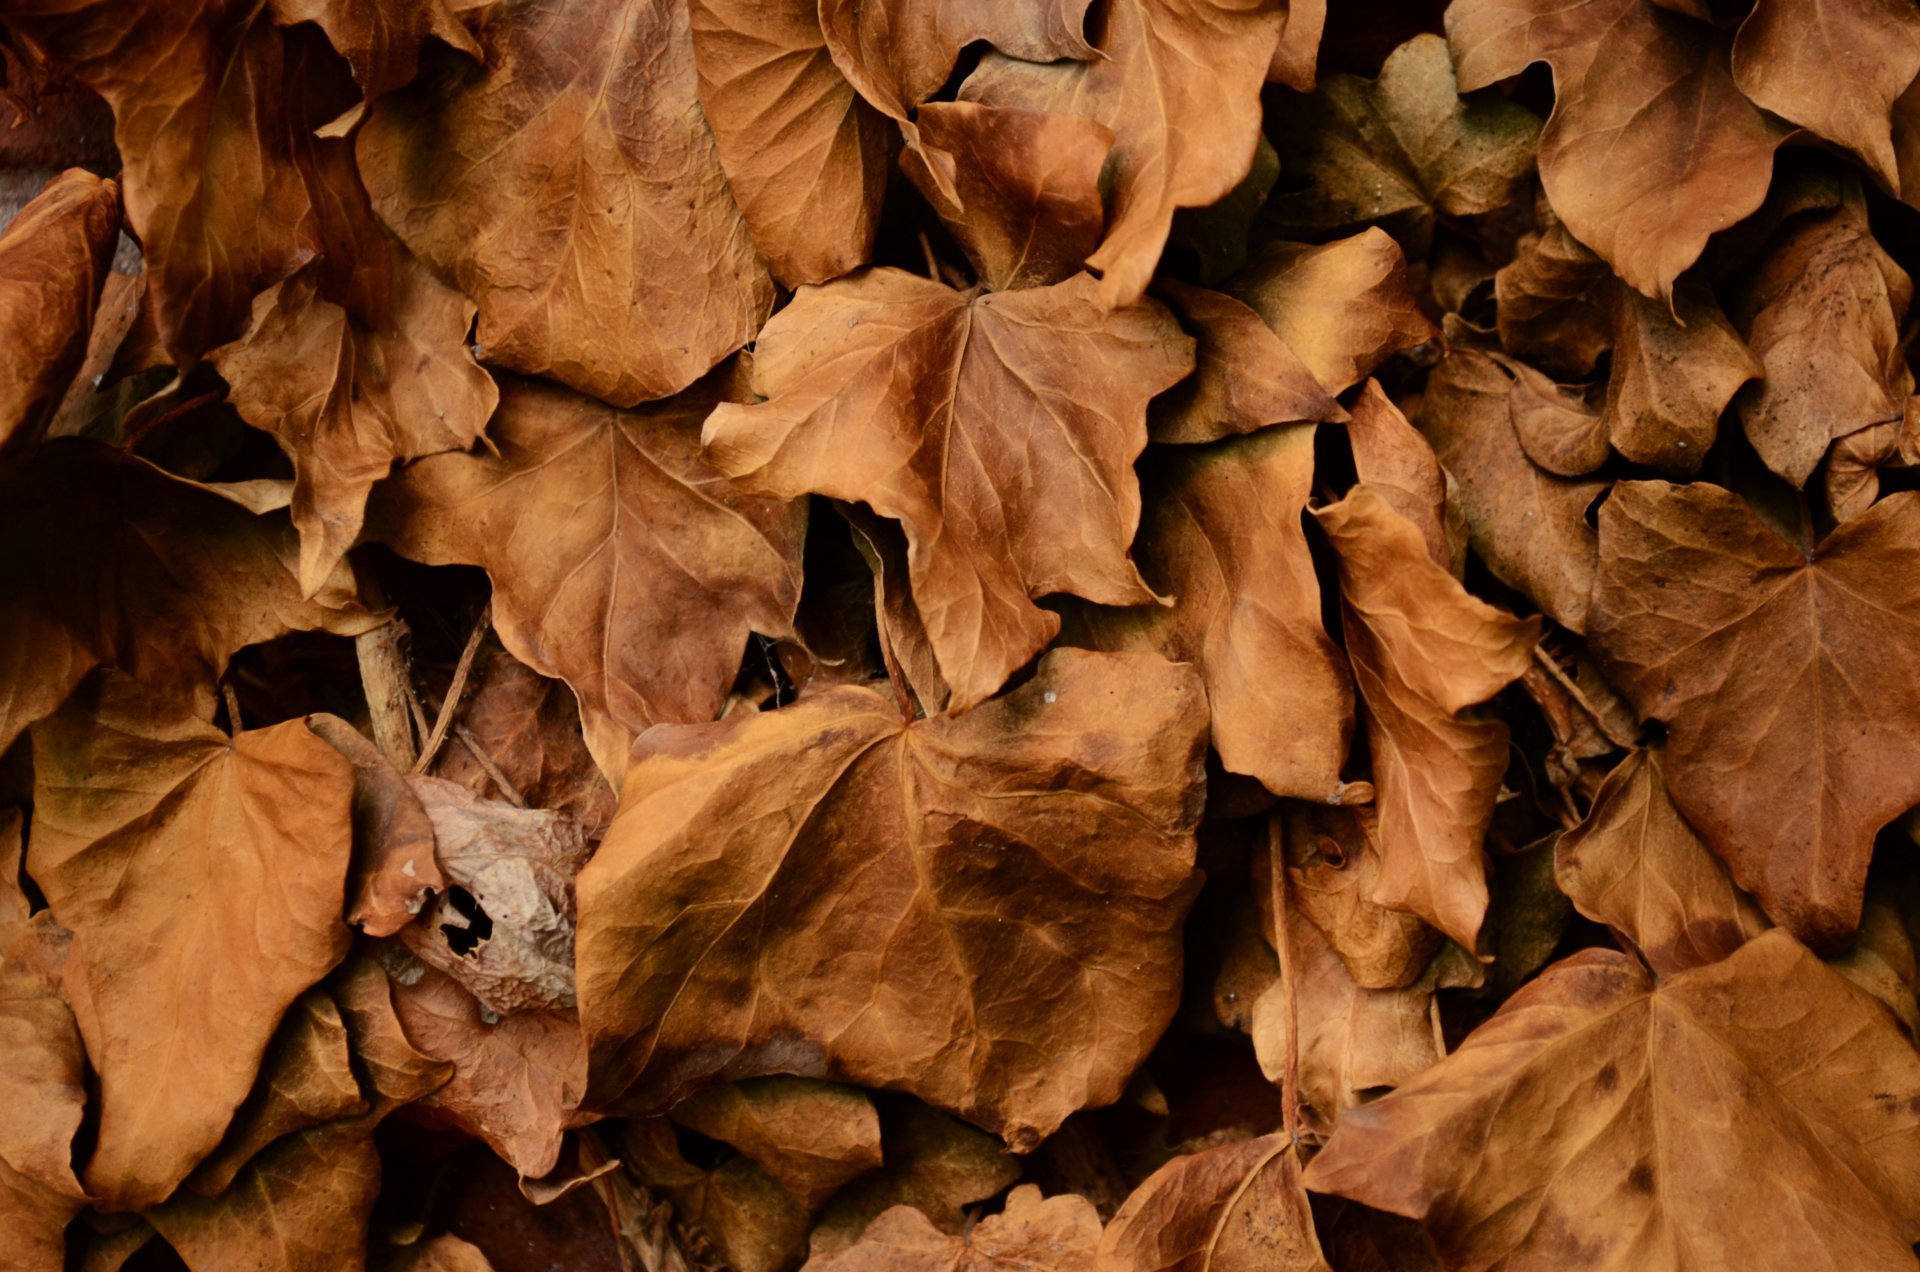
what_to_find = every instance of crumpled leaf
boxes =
[957,0,1283,306]
[371,372,806,777]
[0,167,120,457]
[1305,933,1920,1271]
[1494,213,1613,377]
[1315,485,1540,950]
[269,0,482,103]
[818,0,1094,120]
[1556,748,1770,978]
[577,649,1208,1149]
[1603,279,1759,472]
[807,1100,1020,1257]
[1147,281,1345,445]
[328,953,455,1117]
[1264,34,1540,248]
[1448,0,1789,302]
[669,1077,882,1212]
[1096,1134,1330,1272]
[1280,803,1443,991]
[622,1118,811,1272]
[0,910,88,1271]
[306,714,445,938]
[29,672,356,1211]
[1826,404,1920,522]
[357,0,774,406]
[701,270,1190,710]
[1589,481,1920,951]
[688,0,888,288]
[1067,424,1355,801]
[811,1184,1100,1271]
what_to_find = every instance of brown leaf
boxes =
[1281,803,1443,991]
[1731,198,1914,486]
[702,271,1190,710]
[29,673,356,1210]
[1069,425,1355,801]
[1269,0,1325,91]
[1730,0,1920,190]
[688,0,888,288]
[1263,34,1540,248]
[1315,485,1540,950]
[1344,380,1456,575]
[840,503,951,715]
[306,715,445,939]
[1589,481,1920,950]
[902,102,1112,292]
[819,0,1094,119]
[956,0,1283,305]
[1603,280,1759,473]
[622,1118,812,1272]
[1448,0,1788,301]
[327,953,454,1116]
[371,372,805,776]
[1825,406,1920,522]
[669,1078,882,1212]
[577,649,1208,1148]
[1146,281,1345,446]
[1501,356,1608,478]
[384,953,586,1179]
[808,1100,1021,1258]
[380,1234,495,1272]
[357,0,774,407]
[210,255,497,596]
[1095,1134,1330,1272]
[811,1184,1100,1271]
[0,911,88,1202]
[269,0,481,102]
[1494,213,1612,378]
[1305,933,1920,1271]
[1556,748,1770,977]
[0,168,120,456]
[1417,348,1605,631]
[0,438,377,752]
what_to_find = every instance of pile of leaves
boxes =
[6,0,1920,1267]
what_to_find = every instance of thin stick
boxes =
[452,722,527,808]
[120,390,221,454]
[412,602,491,775]
[1531,644,1634,750]
[220,677,243,736]
[1267,812,1303,1145]
[917,230,942,281]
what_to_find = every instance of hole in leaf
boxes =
[440,885,493,958]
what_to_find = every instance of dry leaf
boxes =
[1280,803,1444,991]
[669,1078,882,1212]
[1494,214,1613,378]
[810,1184,1100,1271]
[430,650,615,833]
[1147,281,1345,445]
[1343,380,1454,576]
[307,714,445,939]
[1603,280,1759,473]
[622,1118,812,1272]
[270,0,481,102]
[1096,1134,1330,1272]
[818,0,1094,120]
[808,1100,1021,1257]
[0,910,88,1270]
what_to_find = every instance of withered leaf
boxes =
[576,650,1208,1149]
[1603,280,1759,473]
[270,0,482,103]
[702,270,1190,710]
[808,1100,1020,1257]
[1146,281,1345,446]
[957,0,1283,306]
[1069,424,1355,802]
[688,0,889,288]
[1448,0,1789,301]
[1264,34,1540,248]
[819,0,1094,121]
[1280,803,1443,991]
[1556,748,1770,978]
[328,954,455,1117]
[0,168,120,457]
[669,1078,882,1212]
[372,373,805,777]
[1316,485,1540,950]
[1502,356,1608,479]
[29,675,356,1210]
[1344,380,1456,576]
[1590,481,1920,950]
[306,715,444,938]
[623,1117,811,1272]
[812,1184,1100,1271]
[1096,1134,1330,1272]
[357,0,774,407]
[0,911,88,1217]
[1494,215,1613,377]
[1306,933,1920,1271]
[380,1234,496,1272]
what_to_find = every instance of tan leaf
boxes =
[956,0,1283,305]
[902,102,1112,292]
[327,954,454,1117]
[1417,348,1605,632]
[1,1152,86,1272]
[209,256,497,596]
[1556,748,1770,977]
[701,271,1190,710]
[1501,356,1608,478]
[1315,485,1540,950]
[1268,0,1325,91]
[1493,213,1612,378]
[840,504,950,715]
[1305,933,1920,1271]
[1447,0,1788,302]
[819,0,1094,119]
[808,1101,1021,1258]
[623,1118,812,1272]
[0,911,87,1201]
[1069,425,1355,801]
[1589,481,1920,950]
[576,649,1208,1148]
[306,715,444,939]
[1281,803,1443,991]
[811,1184,1100,1271]
[669,1078,882,1212]
[0,168,120,456]
[379,1234,495,1272]
[357,0,774,406]
[689,0,888,288]
[1731,198,1914,486]
[1730,0,1920,190]
[0,439,377,752]
[1344,380,1455,575]
[1603,280,1759,473]
[1147,281,1345,445]
[269,0,481,101]
[1095,1134,1330,1272]
[29,674,355,1210]
[371,372,805,777]
[1825,407,1920,522]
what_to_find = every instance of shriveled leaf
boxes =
[623,1118,812,1272]
[1306,933,1920,1271]
[269,0,480,101]
[811,1184,1099,1270]
[1589,481,1920,950]
[1315,485,1540,950]
[702,270,1190,710]
[957,0,1283,305]
[1069,425,1355,801]
[1281,803,1443,991]
[358,0,774,406]
[430,650,615,833]
[669,1078,882,1212]
[1448,0,1788,301]
[1493,215,1612,377]
[371,373,805,777]
[818,0,1095,119]
[0,168,120,456]
[380,1234,495,1272]
[30,674,355,1210]
[1147,281,1345,445]
[689,0,888,288]
[577,649,1208,1149]
[1096,1134,1329,1272]
[306,715,444,938]
[328,954,454,1116]
[0,912,87,1201]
